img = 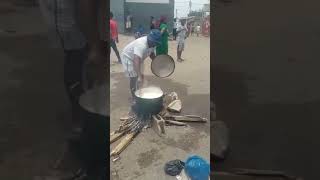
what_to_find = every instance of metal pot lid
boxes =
[135,86,163,99]
[79,83,109,117]
[151,54,175,78]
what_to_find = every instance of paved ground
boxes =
[213,0,320,179]
[110,35,210,179]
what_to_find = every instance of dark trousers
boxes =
[173,28,177,40]
[110,39,121,62]
[64,46,88,124]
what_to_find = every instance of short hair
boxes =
[110,12,113,18]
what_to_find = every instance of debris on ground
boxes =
[184,155,210,180]
[176,169,189,180]
[164,159,185,176]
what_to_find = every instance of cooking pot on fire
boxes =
[134,86,164,115]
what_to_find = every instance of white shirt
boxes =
[127,15,132,22]
[122,36,154,61]
[196,25,201,31]
[176,24,188,42]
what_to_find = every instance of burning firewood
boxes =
[110,131,138,157]
[165,115,208,123]
[165,120,187,126]
[110,131,125,144]
[120,116,130,121]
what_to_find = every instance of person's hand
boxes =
[116,38,119,43]
[137,74,144,89]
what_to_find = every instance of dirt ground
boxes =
[110,35,210,179]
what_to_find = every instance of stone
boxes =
[167,99,182,113]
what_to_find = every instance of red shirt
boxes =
[110,19,118,40]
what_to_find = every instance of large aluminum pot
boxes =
[134,86,164,115]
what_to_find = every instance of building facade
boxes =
[110,0,175,33]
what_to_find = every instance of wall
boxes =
[125,0,174,33]
[110,0,125,33]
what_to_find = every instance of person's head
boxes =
[110,12,113,19]
[147,29,162,48]
[160,16,167,24]
[181,20,186,26]
[151,16,154,20]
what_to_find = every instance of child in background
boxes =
[176,20,188,62]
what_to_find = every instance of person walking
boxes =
[156,16,169,55]
[176,20,188,62]
[121,30,162,99]
[110,12,121,63]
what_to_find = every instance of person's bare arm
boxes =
[78,0,107,64]
[133,55,142,78]
[149,52,156,60]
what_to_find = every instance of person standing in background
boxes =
[150,16,156,30]
[126,14,132,33]
[156,16,169,55]
[173,18,177,40]
[176,19,188,62]
[110,12,121,63]
[196,24,201,37]
[155,18,161,29]
[191,23,195,36]
[187,22,191,37]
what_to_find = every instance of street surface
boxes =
[110,34,210,180]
